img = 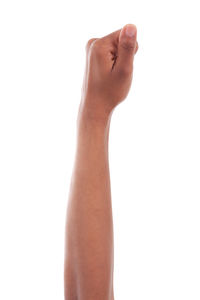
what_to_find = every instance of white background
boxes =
[0,0,200,299]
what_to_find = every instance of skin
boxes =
[64,24,138,300]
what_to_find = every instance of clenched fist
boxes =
[79,24,138,122]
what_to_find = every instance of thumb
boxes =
[116,24,137,75]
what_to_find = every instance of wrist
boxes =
[77,100,113,129]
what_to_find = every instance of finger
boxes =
[100,28,121,45]
[115,24,137,74]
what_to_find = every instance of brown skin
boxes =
[65,24,138,300]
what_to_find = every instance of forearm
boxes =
[65,108,114,299]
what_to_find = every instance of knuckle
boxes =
[85,39,104,58]
[91,40,103,57]
[85,38,97,52]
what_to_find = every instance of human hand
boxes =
[79,24,138,122]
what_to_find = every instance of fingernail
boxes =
[125,24,136,37]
